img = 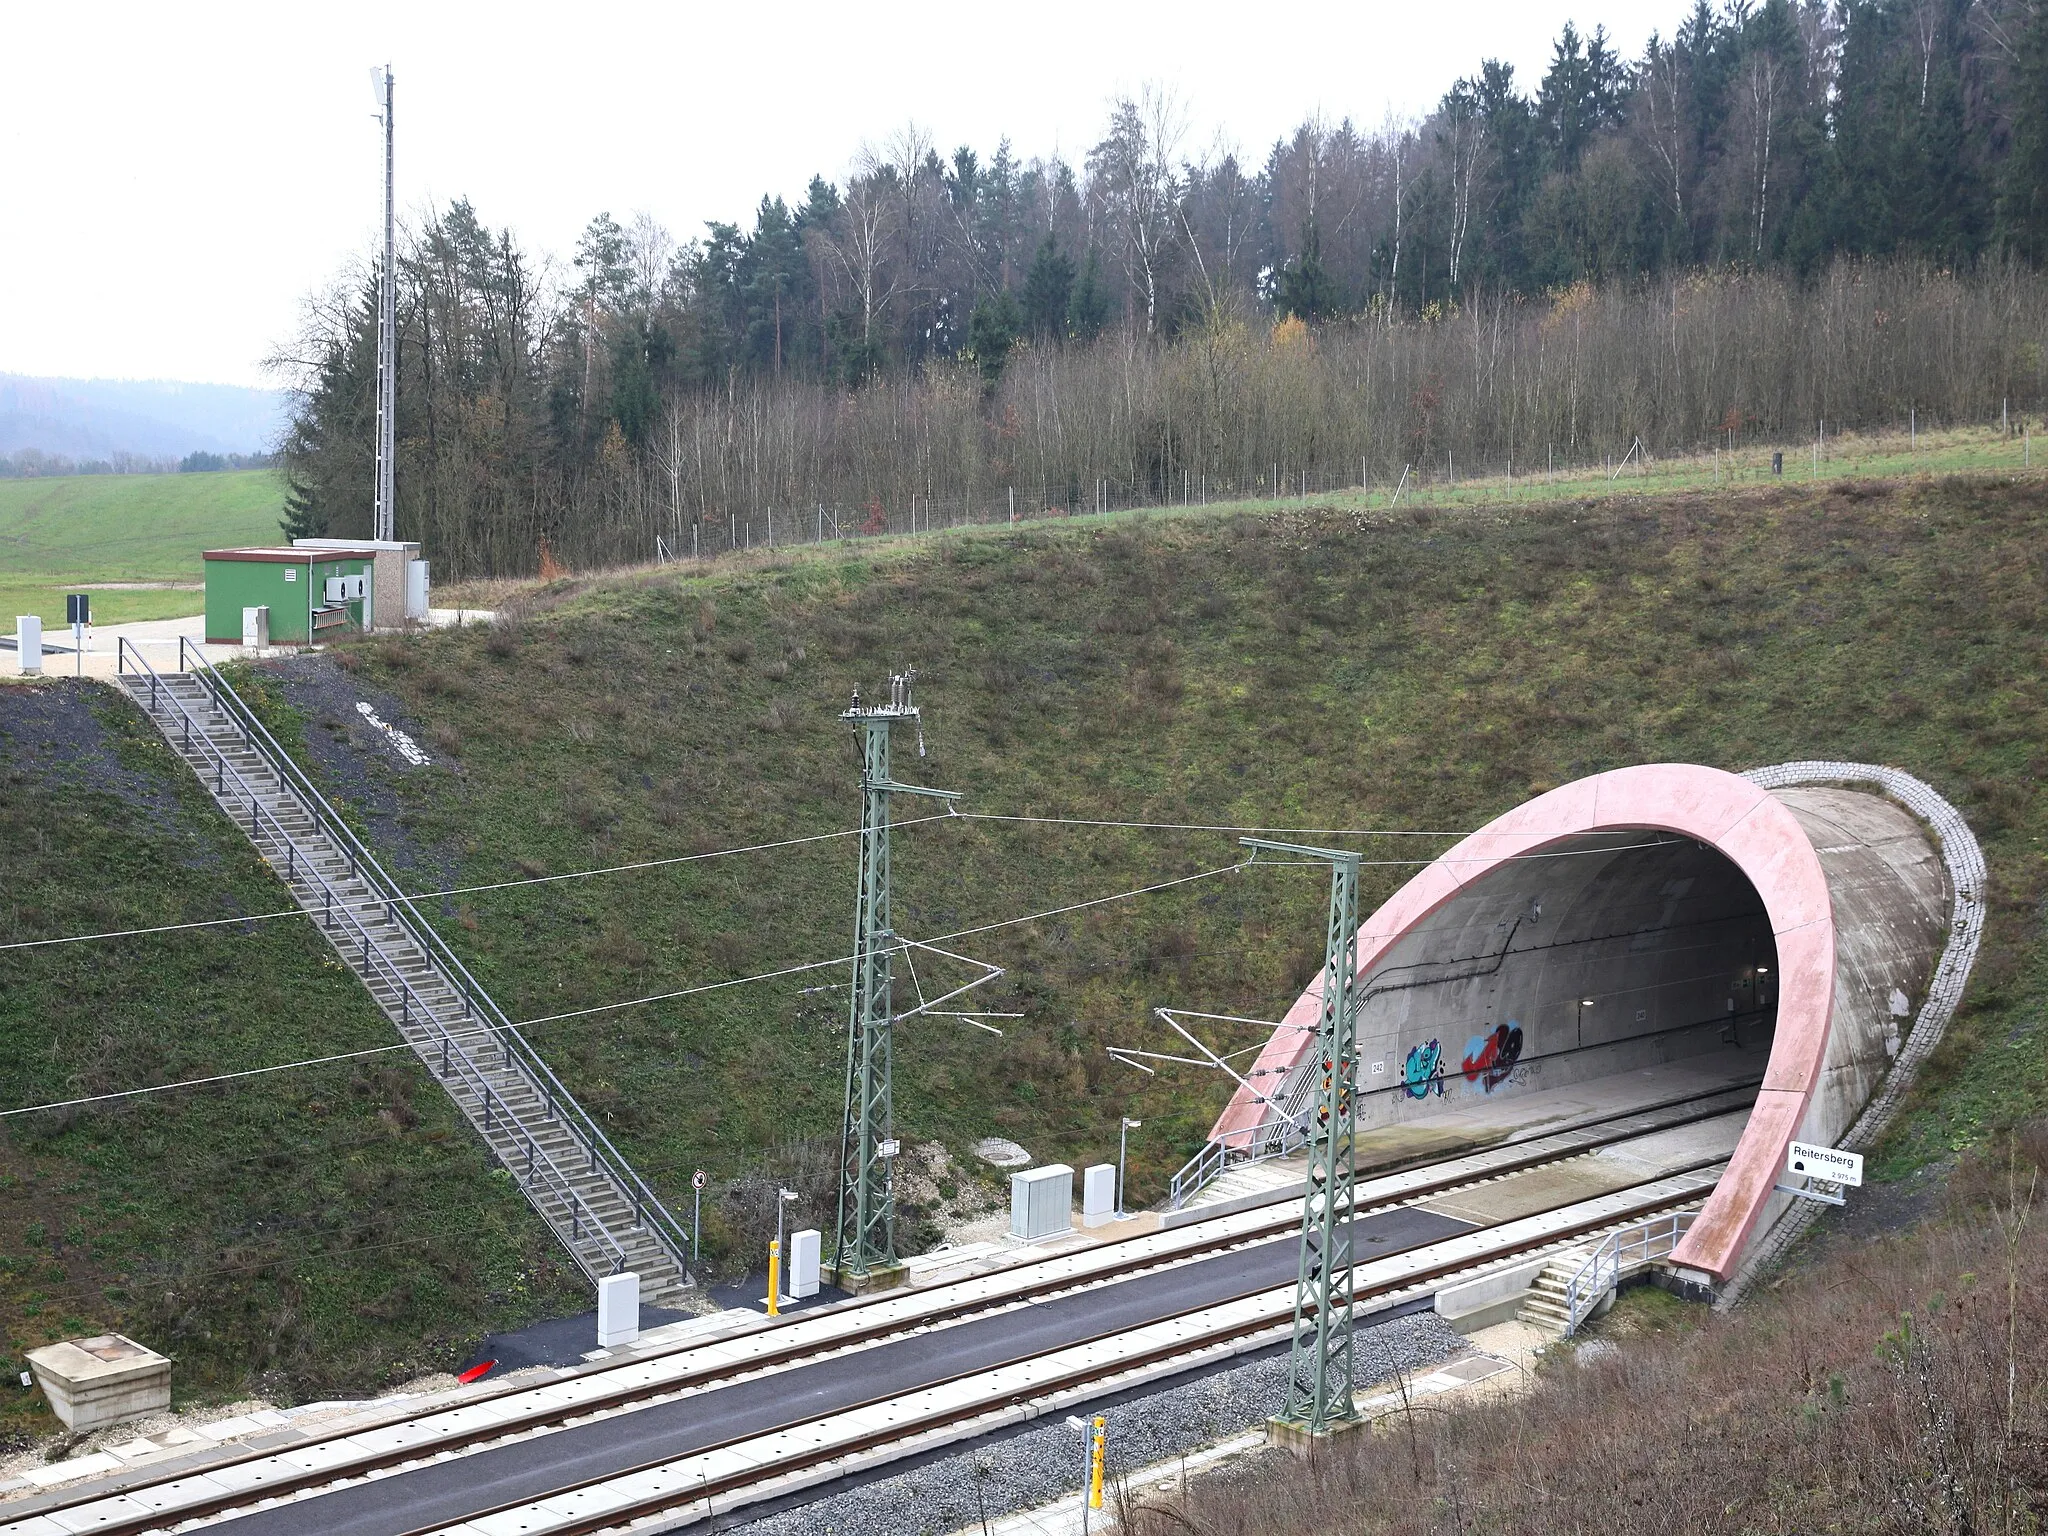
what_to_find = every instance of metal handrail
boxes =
[1560,1208,1696,1335]
[1167,1103,1314,1208]
[170,639,695,1272]
[118,640,638,1279]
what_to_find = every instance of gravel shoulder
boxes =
[253,652,461,897]
[721,1309,1464,1536]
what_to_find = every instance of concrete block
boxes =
[596,1272,640,1348]
[26,1335,170,1432]
[1010,1164,1073,1241]
[1267,1413,1368,1454]
[1081,1164,1116,1226]
[788,1229,821,1299]
[1434,1256,1551,1334]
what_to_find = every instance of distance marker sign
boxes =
[1787,1141,1863,1187]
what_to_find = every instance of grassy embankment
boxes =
[309,471,2047,1253]
[1120,1169,2048,1532]
[0,470,283,628]
[4,467,2043,1435]
[0,689,584,1442]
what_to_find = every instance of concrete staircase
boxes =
[1177,1153,1309,1213]
[1517,1249,1596,1334]
[1518,1208,1699,1335]
[119,657,691,1304]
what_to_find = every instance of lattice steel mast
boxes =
[832,674,958,1288]
[1243,837,1363,1437]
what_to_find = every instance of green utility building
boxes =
[203,546,379,645]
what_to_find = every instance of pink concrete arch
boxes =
[1211,764,1835,1280]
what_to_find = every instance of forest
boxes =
[276,0,2048,575]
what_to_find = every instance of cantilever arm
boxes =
[873,779,962,802]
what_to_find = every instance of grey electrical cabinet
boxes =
[1009,1164,1074,1241]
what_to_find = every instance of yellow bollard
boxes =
[1089,1415,1106,1510]
[767,1238,781,1318]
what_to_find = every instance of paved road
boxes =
[216,1205,1474,1534]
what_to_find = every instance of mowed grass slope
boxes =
[0,687,584,1437]
[259,475,2047,1269]
[2,473,2040,1422]
[0,470,284,626]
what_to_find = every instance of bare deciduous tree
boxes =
[1088,85,1188,334]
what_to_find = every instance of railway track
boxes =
[375,1170,1729,1536]
[1,1081,1754,1536]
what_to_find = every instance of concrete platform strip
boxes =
[0,1086,1751,1534]
[1169,1064,1761,1224]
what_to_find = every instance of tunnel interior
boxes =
[1327,831,1779,1128]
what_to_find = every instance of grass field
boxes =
[0,687,584,1436]
[4,464,2044,1421]
[0,470,284,627]
[320,471,2048,1260]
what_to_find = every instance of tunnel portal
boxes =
[1343,831,1778,1123]
[1213,764,1961,1282]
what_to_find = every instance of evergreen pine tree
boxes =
[1276,221,1335,321]
[1067,248,1111,341]
[967,290,1023,385]
[2004,0,2048,259]
[1022,235,1076,341]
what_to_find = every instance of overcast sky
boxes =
[4,1,1680,389]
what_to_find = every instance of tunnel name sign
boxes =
[1787,1141,1863,1187]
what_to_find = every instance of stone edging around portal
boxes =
[1715,761,1986,1310]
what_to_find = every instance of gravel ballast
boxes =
[721,1308,1466,1536]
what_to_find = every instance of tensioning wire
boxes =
[0,831,1691,1120]
[0,814,958,955]
[943,812,1468,837]
[0,860,1255,1120]
[0,799,1675,958]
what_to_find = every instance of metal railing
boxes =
[119,639,683,1284]
[1560,1208,1696,1335]
[1167,1102,1314,1209]
[1167,995,1776,1210]
[173,638,694,1277]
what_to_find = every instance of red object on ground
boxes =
[458,1360,496,1384]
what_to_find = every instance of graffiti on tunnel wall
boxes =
[1461,1022,1525,1093]
[1401,1039,1445,1099]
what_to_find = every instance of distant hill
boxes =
[0,375,289,460]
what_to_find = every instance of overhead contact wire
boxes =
[0,861,1254,1119]
[0,816,957,954]
[1,807,1666,956]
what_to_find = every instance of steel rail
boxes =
[377,1172,1726,1536]
[8,1079,1758,1533]
[22,1122,1741,1536]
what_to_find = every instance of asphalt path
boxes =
[215,1205,1474,1535]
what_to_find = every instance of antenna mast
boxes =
[371,64,396,543]
[830,673,959,1291]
